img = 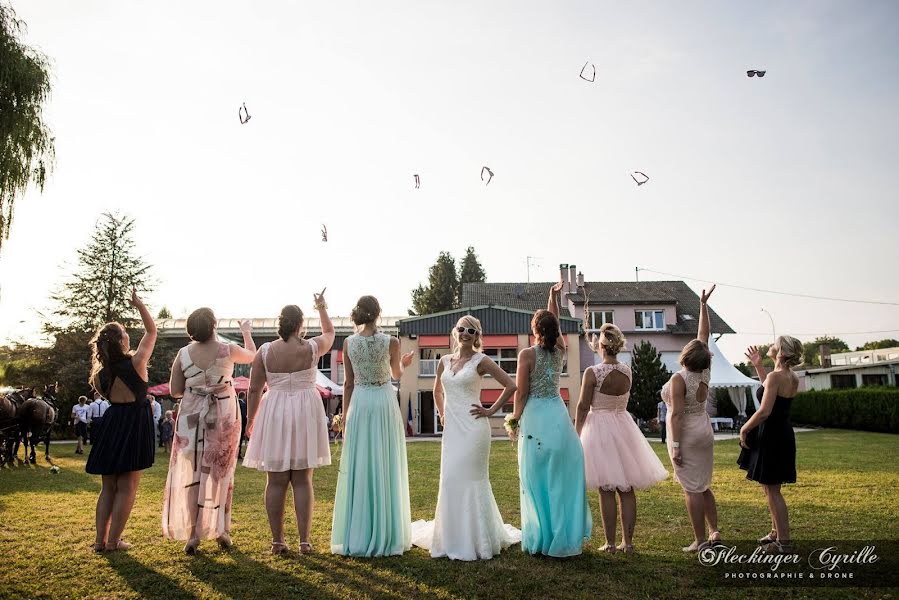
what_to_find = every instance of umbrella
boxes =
[148,383,170,396]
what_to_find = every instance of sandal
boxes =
[216,534,233,551]
[91,542,106,553]
[104,540,131,552]
[616,543,635,554]
[271,541,289,555]
[184,538,200,555]
[598,543,617,554]
[757,529,777,545]
[299,541,314,555]
[681,540,709,553]
[708,531,722,546]
[761,540,793,554]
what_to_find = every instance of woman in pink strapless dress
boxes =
[576,324,667,553]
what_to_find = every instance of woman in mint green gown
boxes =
[509,283,592,556]
[331,296,414,556]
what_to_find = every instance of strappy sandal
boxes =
[616,543,635,554]
[681,540,710,553]
[299,541,314,555]
[598,543,617,554]
[91,542,106,553]
[183,538,200,555]
[758,529,777,545]
[104,540,131,552]
[709,531,723,546]
[216,534,233,551]
[760,540,793,554]
[271,541,289,555]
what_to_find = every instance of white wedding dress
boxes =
[410,353,521,560]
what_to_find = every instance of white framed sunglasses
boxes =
[456,326,479,335]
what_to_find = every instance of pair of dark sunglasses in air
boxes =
[746,70,766,77]
[456,326,479,335]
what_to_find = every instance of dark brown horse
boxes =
[1,387,56,464]
[0,388,32,464]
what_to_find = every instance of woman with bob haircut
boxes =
[660,285,722,552]
[738,335,802,554]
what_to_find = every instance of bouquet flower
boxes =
[504,414,519,436]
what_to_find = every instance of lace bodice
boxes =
[590,363,632,412]
[261,340,318,392]
[529,345,563,398]
[661,368,710,415]
[440,353,486,412]
[347,333,392,385]
[180,342,234,394]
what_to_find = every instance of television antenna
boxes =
[526,256,543,285]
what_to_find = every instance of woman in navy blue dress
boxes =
[738,335,802,554]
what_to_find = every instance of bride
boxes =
[411,316,521,560]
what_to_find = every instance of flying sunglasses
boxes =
[456,327,479,335]
[746,70,766,77]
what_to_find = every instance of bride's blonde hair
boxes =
[451,315,483,353]
[587,323,626,356]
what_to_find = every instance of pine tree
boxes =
[410,251,459,315]
[457,246,486,305]
[48,212,154,332]
[629,340,670,421]
[0,6,55,251]
[157,306,173,319]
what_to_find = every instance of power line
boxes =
[637,267,899,306]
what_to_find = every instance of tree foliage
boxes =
[856,339,899,351]
[410,248,487,315]
[629,340,670,421]
[48,212,154,332]
[457,246,487,302]
[803,336,849,366]
[157,306,172,319]
[0,5,55,251]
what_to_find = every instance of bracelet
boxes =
[314,301,328,311]
[671,441,680,448]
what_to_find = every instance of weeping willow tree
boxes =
[0,4,55,252]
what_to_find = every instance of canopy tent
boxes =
[707,336,761,416]
[148,370,341,400]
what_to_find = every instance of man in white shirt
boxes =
[88,392,109,445]
[149,395,162,450]
[657,399,668,444]
[71,396,90,455]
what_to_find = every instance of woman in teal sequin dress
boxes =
[331,296,414,557]
[510,283,592,557]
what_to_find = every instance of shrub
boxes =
[790,387,899,433]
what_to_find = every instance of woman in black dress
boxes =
[86,289,157,552]
[738,335,802,554]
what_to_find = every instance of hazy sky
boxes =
[2,0,898,361]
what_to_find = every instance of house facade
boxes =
[797,347,899,391]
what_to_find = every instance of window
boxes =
[336,363,345,385]
[634,310,666,330]
[419,348,450,377]
[587,310,614,329]
[830,374,857,389]
[862,374,887,387]
[318,353,331,379]
[483,348,518,375]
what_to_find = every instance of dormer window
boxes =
[635,310,666,330]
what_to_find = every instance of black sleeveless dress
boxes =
[85,358,155,475]
[737,386,796,484]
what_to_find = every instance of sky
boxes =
[1,0,898,362]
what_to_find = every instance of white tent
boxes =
[707,336,761,416]
[316,370,344,395]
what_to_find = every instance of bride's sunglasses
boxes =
[456,327,478,335]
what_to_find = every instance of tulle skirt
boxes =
[331,384,411,557]
[243,387,331,472]
[580,410,668,491]
[85,399,155,475]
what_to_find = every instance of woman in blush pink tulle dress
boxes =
[576,324,667,553]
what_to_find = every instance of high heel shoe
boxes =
[183,538,200,555]
[216,534,233,551]
[271,541,289,555]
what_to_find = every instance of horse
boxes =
[17,388,57,464]
[0,388,33,464]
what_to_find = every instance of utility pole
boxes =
[526,256,542,285]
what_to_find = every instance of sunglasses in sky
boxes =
[746,70,766,77]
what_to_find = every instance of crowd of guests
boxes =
[79,284,801,558]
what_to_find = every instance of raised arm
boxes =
[575,367,596,435]
[230,319,257,364]
[389,336,413,381]
[245,349,267,438]
[548,282,568,351]
[697,285,715,344]
[130,289,157,373]
[311,288,335,355]
[470,357,518,418]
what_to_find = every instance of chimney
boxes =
[559,264,570,293]
[576,270,585,288]
[819,344,832,368]
[569,265,578,291]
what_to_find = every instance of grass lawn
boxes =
[1,429,897,599]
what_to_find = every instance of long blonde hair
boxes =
[587,323,626,356]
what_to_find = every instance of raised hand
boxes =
[700,284,716,304]
[129,288,143,308]
[551,281,565,294]
[744,345,761,366]
[313,287,327,309]
[238,319,252,334]
[401,351,414,368]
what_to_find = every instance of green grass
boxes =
[1,430,897,599]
